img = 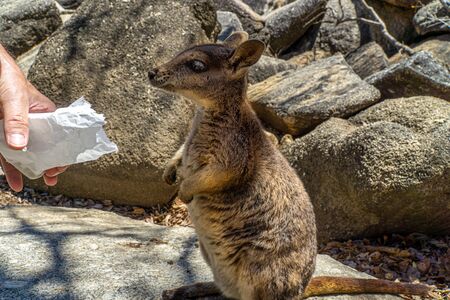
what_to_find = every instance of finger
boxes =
[44,166,68,177]
[2,93,29,150]
[43,174,58,186]
[28,84,56,113]
[0,155,23,192]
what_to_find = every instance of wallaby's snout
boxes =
[148,67,171,88]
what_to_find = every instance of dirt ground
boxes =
[0,175,448,299]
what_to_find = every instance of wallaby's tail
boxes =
[304,276,433,298]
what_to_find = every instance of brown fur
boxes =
[149,32,432,300]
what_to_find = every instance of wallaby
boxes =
[148,32,432,300]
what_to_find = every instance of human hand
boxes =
[0,45,67,192]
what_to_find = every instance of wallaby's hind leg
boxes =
[162,282,229,300]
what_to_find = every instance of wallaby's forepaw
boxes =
[178,189,193,204]
[163,164,178,185]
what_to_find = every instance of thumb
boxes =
[2,95,29,150]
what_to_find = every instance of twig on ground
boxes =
[324,0,415,55]
[359,0,415,55]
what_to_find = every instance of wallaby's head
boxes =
[148,31,265,107]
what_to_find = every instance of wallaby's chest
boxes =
[181,110,243,176]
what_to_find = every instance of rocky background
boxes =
[0,0,449,299]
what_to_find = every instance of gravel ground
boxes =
[0,175,448,299]
[0,176,191,227]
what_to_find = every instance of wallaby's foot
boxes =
[162,282,226,300]
[163,164,178,185]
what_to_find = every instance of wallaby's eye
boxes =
[187,60,207,73]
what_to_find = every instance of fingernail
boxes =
[8,133,26,147]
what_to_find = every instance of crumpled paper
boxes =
[0,97,118,179]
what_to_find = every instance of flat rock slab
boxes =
[248,54,380,136]
[0,206,399,299]
[345,42,388,79]
[366,51,450,101]
[0,0,61,57]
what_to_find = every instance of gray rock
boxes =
[366,51,450,101]
[0,0,61,57]
[314,0,362,55]
[281,96,450,242]
[412,34,450,69]
[248,54,381,136]
[265,0,327,53]
[248,55,298,84]
[389,34,450,70]
[27,0,217,206]
[242,0,267,15]
[217,11,243,41]
[56,0,84,9]
[212,0,264,36]
[345,42,389,79]
[413,0,450,35]
[0,205,400,299]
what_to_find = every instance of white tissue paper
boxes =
[0,97,118,179]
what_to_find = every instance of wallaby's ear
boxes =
[223,31,249,49]
[228,39,265,70]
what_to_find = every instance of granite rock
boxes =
[0,206,401,299]
[0,0,61,56]
[27,0,217,206]
[249,54,380,136]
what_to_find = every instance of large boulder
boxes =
[27,0,217,206]
[0,0,61,57]
[366,51,450,101]
[413,0,450,35]
[248,54,380,136]
[0,205,400,299]
[281,96,450,243]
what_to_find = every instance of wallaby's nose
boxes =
[148,68,158,81]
